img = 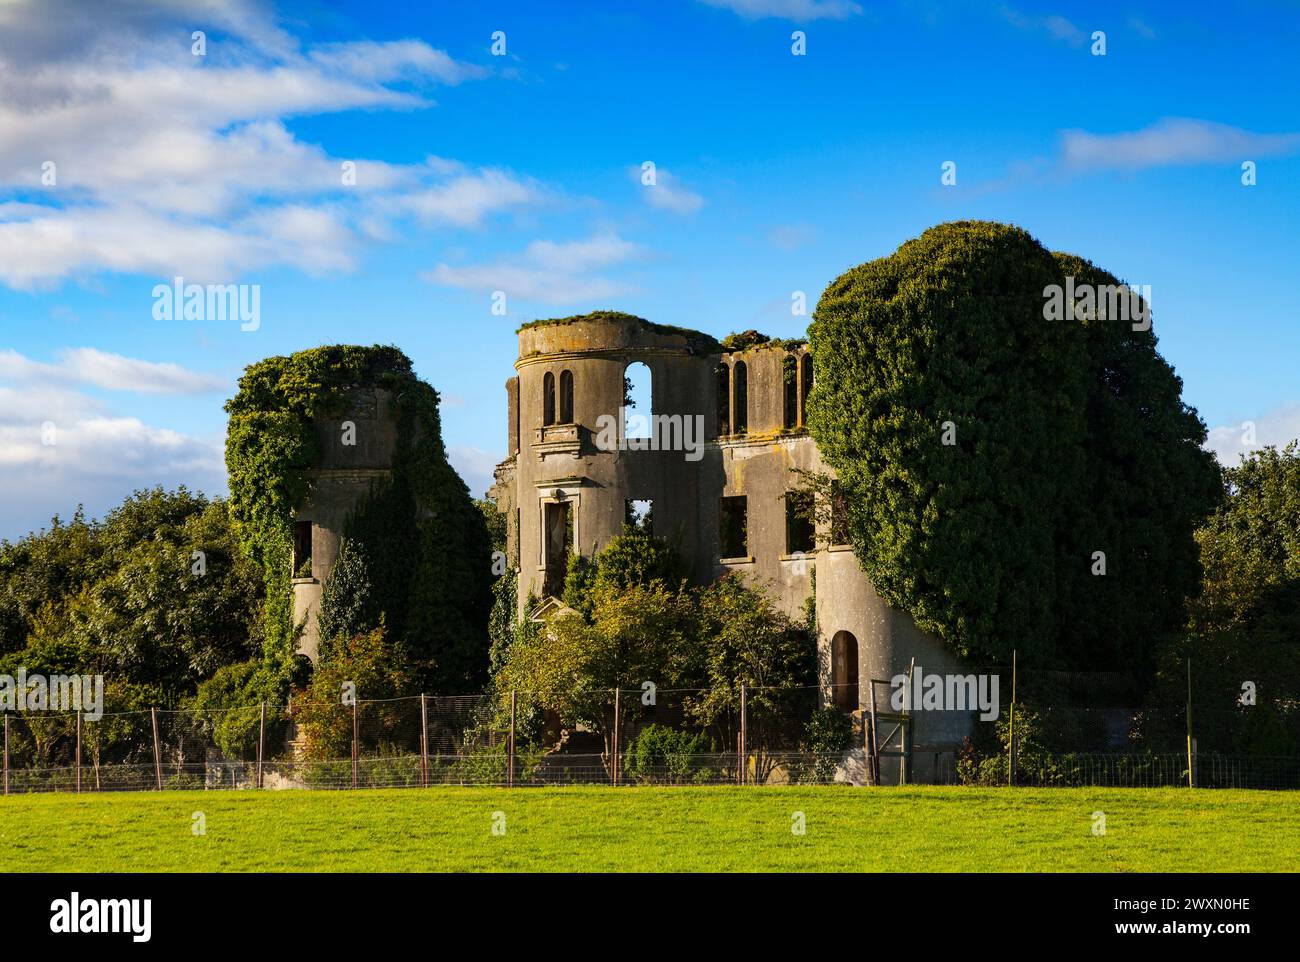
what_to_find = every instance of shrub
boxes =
[790,707,854,784]
[623,723,712,784]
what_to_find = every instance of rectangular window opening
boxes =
[719,496,748,559]
[543,501,573,596]
[293,520,313,579]
[785,491,815,555]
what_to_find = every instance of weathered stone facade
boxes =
[490,313,971,779]
[290,386,399,663]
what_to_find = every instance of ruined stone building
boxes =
[490,312,968,776]
[285,313,969,779]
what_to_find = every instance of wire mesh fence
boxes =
[2,678,1297,793]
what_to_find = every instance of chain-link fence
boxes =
[3,676,1297,793]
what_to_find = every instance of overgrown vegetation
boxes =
[224,344,492,701]
[807,221,1221,675]
[0,487,262,709]
[494,531,817,772]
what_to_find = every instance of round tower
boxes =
[290,384,400,662]
[509,313,721,606]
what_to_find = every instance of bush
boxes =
[623,724,712,784]
[790,707,854,784]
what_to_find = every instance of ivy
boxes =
[224,345,492,697]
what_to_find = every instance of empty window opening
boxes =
[783,355,799,430]
[625,499,653,534]
[623,361,652,440]
[293,520,313,579]
[785,491,815,555]
[511,379,520,453]
[732,361,748,435]
[543,371,556,427]
[543,500,573,597]
[715,364,731,436]
[831,630,859,712]
[719,495,748,559]
[559,369,574,424]
[830,480,850,546]
[800,354,814,427]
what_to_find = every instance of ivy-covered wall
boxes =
[224,345,493,696]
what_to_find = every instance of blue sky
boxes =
[1,0,1297,540]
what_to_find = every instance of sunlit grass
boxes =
[2,785,1295,872]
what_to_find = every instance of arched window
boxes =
[782,355,798,430]
[800,354,814,427]
[623,361,652,441]
[559,370,574,424]
[732,360,748,435]
[831,630,859,712]
[542,371,556,427]
[715,364,730,436]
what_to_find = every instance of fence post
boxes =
[1186,657,1194,789]
[257,702,265,789]
[420,694,429,789]
[351,699,359,790]
[901,658,913,786]
[508,690,516,789]
[75,710,82,794]
[1008,650,1017,787]
[739,683,748,786]
[3,714,8,795]
[611,687,620,787]
[150,707,162,791]
[863,706,874,787]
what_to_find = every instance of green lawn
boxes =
[2,786,1295,872]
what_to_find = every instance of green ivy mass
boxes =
[807,221,1220,674]
[223,345,492,695]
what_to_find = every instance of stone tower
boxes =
[290,385,399,663]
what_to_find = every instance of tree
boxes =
[292,627,416,762]
[495,581,697,757]
[808,221,1219,674]
[0,488,263,705]
[686,574,816,778]
[315,537,375,662]
[1155,443,1300,755]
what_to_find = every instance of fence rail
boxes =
[3,683,1298,794]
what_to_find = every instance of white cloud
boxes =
[699,0,862,21]
[0,0,540,289]
[767,223,815,251]
[387,167,543,228]
[631,167,705,215]
[0,379,225,539]
[0,348,225,395]
[1060,118,1300,173]
[308,40,488,85]
[425,233,643,304]
[1000,7,1086,46]
[1206,405,1300,468]
[447,445,503,500]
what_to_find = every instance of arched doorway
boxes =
[830,630,859,712]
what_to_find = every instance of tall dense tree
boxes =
[808,221,1220,674]
[0,487,262,706]
[1157,444,1300,754]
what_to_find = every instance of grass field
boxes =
[2,786,1296,872]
